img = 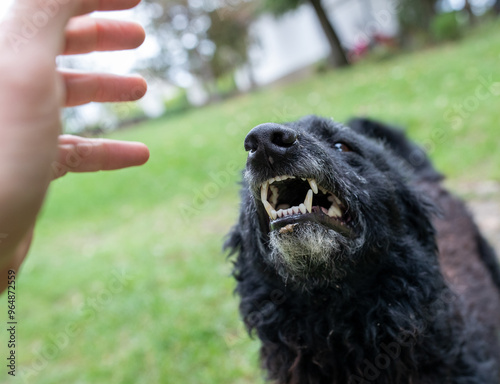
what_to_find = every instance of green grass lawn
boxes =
[1,20,499,384]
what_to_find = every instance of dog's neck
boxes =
[237,238,459,383]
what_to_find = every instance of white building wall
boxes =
[239,0,399,87]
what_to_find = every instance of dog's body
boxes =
[226,116,500,383]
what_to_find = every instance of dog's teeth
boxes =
[292,206,299,214]
[319,186,328,194]
[299,203,306,214]
[269,177,275,184]
[304,189,313,213]
[261,181,269,203]
[277,209,283,218]
[333,195,342,205]
[301,177,306,181]
[271,209,277,220]
[287,208,293,216]
[328,204,342,218]
[308,179,318,194]
[263,200,273,217]
[270,186,279,206]
[279,224,296,234]
[327,194,342,205]
[328,194,342,206]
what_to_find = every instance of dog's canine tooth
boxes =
[299,203,306,214]
[328,203,342,218]
[308,179,318,194]
[271,209,277,220]
[261,181,269,203]
[304,189,313,213]
[263,200,274,217]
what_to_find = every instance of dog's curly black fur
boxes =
[225,116,500,383]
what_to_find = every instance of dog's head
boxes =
[228,116,436,288]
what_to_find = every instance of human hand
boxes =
[0,0,149,283]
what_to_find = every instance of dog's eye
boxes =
[334,143,351,152]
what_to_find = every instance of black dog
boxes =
[225,116,500,383]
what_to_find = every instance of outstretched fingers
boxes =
[3,0,143,56]
[52,135,150,179]
[76,0,142,16]
[61,71,147,107]
[64,17,145,55]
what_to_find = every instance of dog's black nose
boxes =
[244,124,298,164]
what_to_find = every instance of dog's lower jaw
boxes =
[267,222,364,286]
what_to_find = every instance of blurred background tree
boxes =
[397,0,438,45]
[260,0,349,68]
[140,0,255,102]
[58,0,500,134]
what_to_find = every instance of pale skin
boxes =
[0,0,150,292]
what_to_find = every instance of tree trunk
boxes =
[494,0,500,16]
[421,0,436,30]
[464,0,476,25]
[308,0,349,68]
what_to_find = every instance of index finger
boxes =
[3,0,142,54]
[77,0,142,16]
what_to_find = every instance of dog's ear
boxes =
[398,184,437,247]
[348,117,443,182]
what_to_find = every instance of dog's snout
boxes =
[244,124,298,165]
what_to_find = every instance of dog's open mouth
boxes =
[260,175,354,236]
